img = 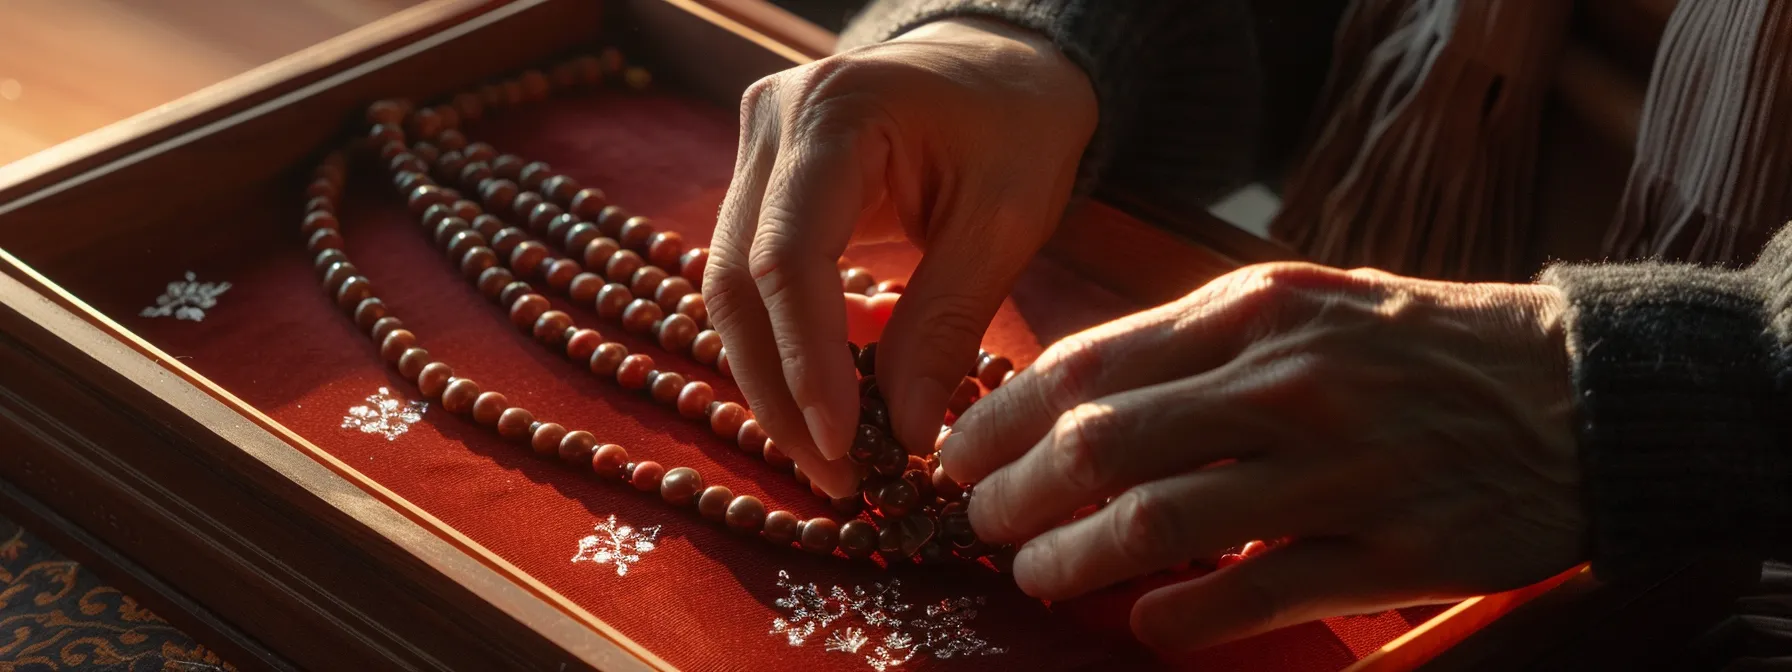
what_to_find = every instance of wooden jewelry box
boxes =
[0,0,1755,669]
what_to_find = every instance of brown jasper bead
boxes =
[621,299,663,334]
[629,266,669,299]
[301,211,338,237]
[654,276,694,311]
[763,510,801,545]
[499,281,534,308]
[589,342,628,376]
[519,162,551,193]
[763,440,794,469]
[406,107,443,139]
[470,213,504,237]
[841,268,875,294]
[616,354,654,390]
[976,355,1015,389]
[708,401,748,438]
[305,196,333,214]
[370,316,405,343]
[335,277,373,312]
[799,519,841,554]
[873,280,906,295]
[462,142,496,163]
[442,378,481,414]
[591,444,629,477]
[452,199,482,222]
[389,153,428,175]
[393,172,431,195]
[490,227,529,256]
[791,463,810,486]
[491,155,525,180]
[472,391,509,425]
[569,188,609,219]
[307,228,344,254]
[697,485,733,521]
[510,241,550,278]
[407,185,454,216]
[417,362,454,398]
[948,377,981,416]
[421,203,455,230]
[532,311,574,345]
[674,293,707,324]
[480,179,519,214]
[725,496,767,535]
[567,272,604,303]
[594,283,632,319]
[433,217,471,247]
[630,461,666,492]
[353,297,388,331]
[545,214,579,242]
[379,329,417,363]
[558,430,598,465]
[370,123,405,145]
[543,258,581,292]
[676,381,714,420]
[596,206,631,237]
[658,314,698,352]
[737,419,769,454]
[434,151,467,181]
[530,422,568,457]
[647,231,684,268]
[872,442,908,478]
[932,466,964,501]
[582,236,621,269]
[460,163,494,189]
[528,202,565,233]
[660,467,703,507]
[512,193,547,225]
[839,521,878,559]
[605,250,645,283]
[691,330,723,365]
[678,248,709,286]
[477,266,516,299]
[436,128,468,151]
[313,249,349,276]
[875,479,919,518]
[508,294,550,330]
[565,328,604,361]
[564,223,602,254]
[497,407,535,440]
[447,230,486,261]
[649,371,686,406]
[396,348,432,381]
[460,247,500,281]
[619,216,655,250]
[379,141,410,163]
[540,175,581,204]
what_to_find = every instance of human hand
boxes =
[941,262,1585,653]
[705,18,1097,497]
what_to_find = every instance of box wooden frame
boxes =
[0,1,1756,669]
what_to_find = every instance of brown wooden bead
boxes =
[841,268,875,294]
[472,391,509,425]
[725,496,767,535]
[499,281,534,307]
[591,444,629,477]
[528,202,565,233]
[520,70,551,100]
[670,294,706,325]
[734,419,768,455]
[490,228,528,256]
[417,362,454,398]
[630,461,665,492]
[379,329,417,363]
[848,424,883,465]
[589,342,628,376]
[481,179,518,214]
[800,519,840,554]
[628,266,668,299]
[976,355,1015,389]
[875,479,919,518]
[464,212,500,237]
[873,280,905,295]
[532,310,574,345]
[435,151,468,182]
[558,430,598,465]
[459,162,494,190]
[408,184,454,216]
[497,407,535,440]
[407,107,443,140]
[421,203,455,230]
[596,205,630,237]
[948,377,981,416]
[839,521,877,559]
[654,276,694,311]
[370,316,405,343]
[540,175,581,204]
[657,313,698,352]
[604,250,644,283]
[763,510,801,544]
[692,330,723,364]
[459,246,498,280]
[570,188,609,219]
[353,298,388,331]
[436,128,468,151]
[452,92,484,122]
[301,211,338,238]
[369,123,405,146]
[305,196,335,215]
[509,294,550,330]
[366,100,406,125]
[678,248,709,286]
[763,440,794,469]
[708,401,748,438]
[650,371,685,406]
[477,266,516,299]
[565,328,604,361]
[397,348,431,379]
[447,230,487,261]
[792,464,810,486]
[646,231,684,269]
[442,378,480,414]
[307,228,344,254]
[932,466,964,501]
[582,236,621,270]
[510,241,550,278]
[621,299,663,334]
[518,161,554,192]
[491,155,524,180]
[543,258,580,292]
[389,153,428,175]
[616,354,654,390]
[313,249,349,276]
[530,422,568,457]
[335,276,373,312]
[562,223,601,256]
[595,283,632,319]
[697,485,734,522]
[433,217,471,247]
[463,142,497,163]
[660,467,703,506]
[619,216,655,250]
[567,272,604,304]
[676,381,714,420]
[872,442,908,478]
[393,171,431,195]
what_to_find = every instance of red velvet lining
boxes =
[43,89,1455,670]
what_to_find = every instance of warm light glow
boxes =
[0,79,20,101]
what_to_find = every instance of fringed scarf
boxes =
[1270,0,1572,281]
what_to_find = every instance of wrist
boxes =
[892,17,1095,119]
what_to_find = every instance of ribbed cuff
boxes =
[1542,262,1791,579]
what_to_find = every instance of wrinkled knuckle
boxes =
[919,292,993,353]
[1053,403,1120,493]
[1112,490,1180,567]
[1038,336,1101,413]
[739,74,781,127]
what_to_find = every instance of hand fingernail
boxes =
[937,431,965,476]
[804,405,846,460]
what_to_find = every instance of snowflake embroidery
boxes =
[768,570,1005,670]
[340,387,427,441]
[140,271,231,322]
[571,515,661,576]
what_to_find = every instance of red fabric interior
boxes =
[37,88,1454,670]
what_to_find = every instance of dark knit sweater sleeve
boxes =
[837,0,1261,212]
[1541,226,1792,579]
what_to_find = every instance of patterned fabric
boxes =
[0,515,234,672]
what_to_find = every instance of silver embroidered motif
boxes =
[768,570,1005,670]
[571,515,660,576]
[140,271,232,322]
[340,387,427,441]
